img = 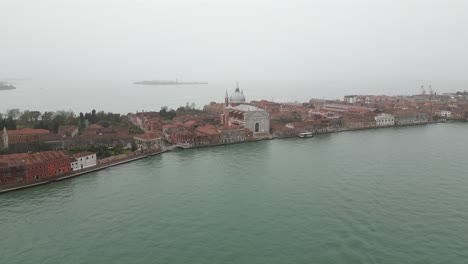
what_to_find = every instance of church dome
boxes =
[229,84,246,103]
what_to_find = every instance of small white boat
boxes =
[298,132,314,138]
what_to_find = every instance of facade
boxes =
[219,127,247,143]
[133,132,166,151]
[344,95,358,104]
[171,131,196,146]
[222,104,270,136]
[5,128,51,144]
[436,109,452,118]
[58,125,79,138]
[0,151,72,186]
[1,128,52,151]
[0,127,7,150]
[71,152,97,171]
[195,125,221,145]
[394,112,428,125]
[374,113,395,127]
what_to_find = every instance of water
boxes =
[0,79,317,114]
[0,79,405,114]
[1,123,468,264]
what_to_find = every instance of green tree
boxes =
[7,109,20,120]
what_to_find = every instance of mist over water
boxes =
[2,0,468,113]
[0,77,460,114]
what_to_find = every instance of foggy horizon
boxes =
[2,0,468,112]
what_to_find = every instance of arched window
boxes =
[255,123,260,132]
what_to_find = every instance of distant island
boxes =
[134,80,208,85]
[0,82,16,90]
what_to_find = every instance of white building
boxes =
[222,104,270,136]
[226,83,246,105]
[374,113,395,127]
[71,152,97,171]
[133,132,166,151]
[436,110,451,118]
[344,95,358,104]
[1,127,8,150]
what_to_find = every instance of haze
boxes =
[1,0,468,112]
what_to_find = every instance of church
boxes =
[222,84,270,137]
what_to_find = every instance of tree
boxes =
[30,111,41,122]
[19,110,32,123]
[160,106,168,118]
[41,111,54,121]
[177,106,186,112]
[167,109,176,120]
[0,117,16,130]
[79,112,85,125]
[90,109,97,123]
[7,109,20,120]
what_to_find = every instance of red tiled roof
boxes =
[0,151,70,167]
[74,152,95,158]
[134,132,166,140]
[195,126,220,136]
[88,124,103,129]
[59,125,78,133]
[7,128,50,135]
[184,120,198,126]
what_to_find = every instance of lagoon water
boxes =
[1,123,468,264]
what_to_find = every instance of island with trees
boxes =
[0,82,16,90]
[134,80,208,85]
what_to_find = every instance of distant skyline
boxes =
[1,0,468,111]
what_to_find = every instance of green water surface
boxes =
[1,123,468,264]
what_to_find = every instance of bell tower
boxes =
[225,90,229,106]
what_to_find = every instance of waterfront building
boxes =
[218,127,247,143]
[171,130,196,146]
[195,125,221,145]
[374,113,395,127]
[222,104,270,137]
[0,151,72,186]
[435,108,452,118]
[133,132,167,151]
[71,152,97,171]
[394,112,429,125]
[342,111,376,129]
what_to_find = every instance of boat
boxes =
[298,132,314,138]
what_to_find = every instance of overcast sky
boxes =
[1,0,468,98]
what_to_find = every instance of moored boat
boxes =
[298,132,314,138]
